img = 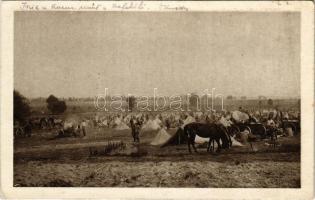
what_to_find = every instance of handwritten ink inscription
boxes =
[20,1,189,12]
[160,4,189,12]
[112,1,145,10]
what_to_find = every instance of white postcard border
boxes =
[1,1,314,199]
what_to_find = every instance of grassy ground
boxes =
[14,126,300,187]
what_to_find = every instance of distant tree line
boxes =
[14,90,31,123]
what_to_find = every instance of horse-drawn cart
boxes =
[231,111,267,138]
[233,122,267,138]
[281,119,300,134]
[14,122,32,138]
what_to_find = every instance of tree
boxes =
[258,100,262,108]
[189,93,199,110]
[46,95,67,114]
[226,95,233,100]
[297,99,301,108]
[267,98,273,107]
[47,95,58,113]
[127,96,136,112]
[53,101,67,114]
[47,95,59,104]
[14,90,31,123]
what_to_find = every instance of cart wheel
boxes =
[15,127,24,137]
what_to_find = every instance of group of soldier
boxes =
[14,106,300,141]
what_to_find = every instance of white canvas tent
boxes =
[63,115,79,130]
[142,118,162,131]
[219,116,233,127]
[150,128,172,146]
[181,115,195,129]
[231,136,244,146]
[232,111,249,122]
[114,117,130,130]
[115,122,130,130]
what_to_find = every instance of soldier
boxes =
[134,118,142,143]
[130,116,140,143]
[81,119,87,137]
[165,118,171,130]
[266,116,277,139]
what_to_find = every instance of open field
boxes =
[12,9,303,191]
[28,98,300,115]
[14,126,300,188]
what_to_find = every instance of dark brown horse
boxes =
[184,122,230,153]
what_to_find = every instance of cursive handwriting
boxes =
[79,3,103,11]
[160,4,188,12]
[20,2,190,12]
[20,2,40,10]
[51,4,75,10]
[112,1,145,10]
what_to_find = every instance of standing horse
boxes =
[184,122,230,153]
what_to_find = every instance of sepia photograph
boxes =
[1,1,314,199]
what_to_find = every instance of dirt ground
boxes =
[14,127,300,188]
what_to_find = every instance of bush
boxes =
[226,95,233,100]
[46,95,59,105]
[46,95,67,114]
[14,90,31,123]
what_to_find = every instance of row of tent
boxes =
[149,127,244,147]
[61,109,294,146]
[149,115,244,147]
[62,111,250,134]
[81,108,296,132]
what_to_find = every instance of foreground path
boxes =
[14,159,300,187]
[14,132,300,188]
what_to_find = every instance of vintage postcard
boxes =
[0,1,314,199]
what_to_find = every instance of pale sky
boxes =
[14,11,300,98]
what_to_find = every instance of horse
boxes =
[183,122,230,153]
[39,117,48,129]
[14,120,32,138]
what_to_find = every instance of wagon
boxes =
[231,111,267,138]
[282,119,300,134]
[14,122,32,138]
[232,122,267,138]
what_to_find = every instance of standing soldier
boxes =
[130,116,141,143]
[266,116,277,139]
[134,118,142,143]
[130,117,137,142]
[165,118,171,130]
[81,119,87,137]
